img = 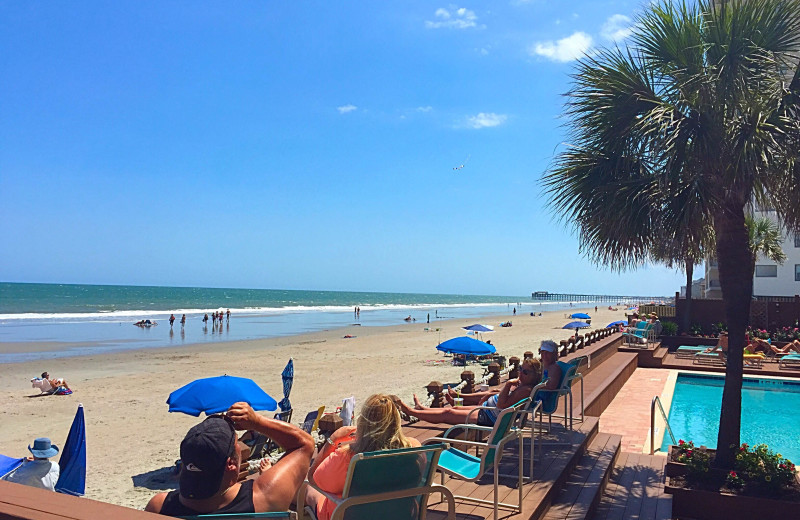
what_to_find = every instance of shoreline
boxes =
[0,305,624,510]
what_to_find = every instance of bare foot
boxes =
[412,394,425,410]
[259,458,272,473]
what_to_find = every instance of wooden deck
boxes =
[592,452,671,520]
[401,332,650,520]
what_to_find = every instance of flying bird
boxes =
[453,154,471,170]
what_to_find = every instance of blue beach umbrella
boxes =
[0,454,24,479]
[563,321,591,329]
[167,375,277,416]
[278,358,294,413]
[55,404,86,496]
[462,324,494,333]
[570,313,591,320]
[607,320,628,327]
[436,336,496,356]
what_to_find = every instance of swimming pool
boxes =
[660,373,800,463]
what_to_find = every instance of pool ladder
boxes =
[650,395,677,455]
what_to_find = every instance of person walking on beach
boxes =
[169,314,175,327]
[181,314,186,327]
[226,309,230,323]
[145,402,314,517]
[203,313,209,326]
[427,313,430,324]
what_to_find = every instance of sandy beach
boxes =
[0,306,626,510]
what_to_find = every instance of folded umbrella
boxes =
[55,404,86,496]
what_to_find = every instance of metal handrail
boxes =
[650,395,676,455]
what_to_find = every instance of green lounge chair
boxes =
[622,321,655,347]
[425,398,529,520]
[297,443,454,520]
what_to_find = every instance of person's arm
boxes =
[496,378,521,408]
[308,426,356,478]
[144,492,167,513]
[544,364,562,391]
[227,402,315,512]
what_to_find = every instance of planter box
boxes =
[665,445,716,478]
[665,476,797,520]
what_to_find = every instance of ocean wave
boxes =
[0,301,543,322]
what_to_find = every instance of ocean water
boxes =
[0,283,600,363]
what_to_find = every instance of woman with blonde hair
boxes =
[304,394,421,520]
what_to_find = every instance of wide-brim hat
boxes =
[29,437,59,458]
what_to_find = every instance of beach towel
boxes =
[340,396,355,426]
[54,387,73,395]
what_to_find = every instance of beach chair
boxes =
[297,443,455,520]
[425,398,529,520]
[300,406,326,434]
[622,321,654,347]
[263,409,294,455]
[529,360,579,432]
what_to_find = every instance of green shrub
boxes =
[661,321,678,336]
[734,443,797,491]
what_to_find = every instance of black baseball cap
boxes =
[179,415,237,499]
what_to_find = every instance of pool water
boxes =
[660,373,800,463]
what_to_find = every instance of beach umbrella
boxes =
[167,375,277,416]
[462,324,494,333]
[55,404,86,496]
[607,320,628,328]
[278,358,294,412]
[570,313,591,319]
[0,454,24,479]
[436,336,496,356]
[563,321,591,329]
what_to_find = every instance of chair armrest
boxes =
[425,436,496,449]
[296,477,344,515]
[330,484,455,520]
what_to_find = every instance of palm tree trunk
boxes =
[682,261,693,334]
[713,205,753,470]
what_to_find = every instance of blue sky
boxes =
[0,1,688,297]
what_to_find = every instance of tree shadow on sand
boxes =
[132,464,179,491]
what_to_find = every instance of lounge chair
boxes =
[263,409,294,455]
[675,345,707,358]
[779,354,800,369]
[425,398,529,520]
[297,443,455,520]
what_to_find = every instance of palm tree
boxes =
[746,215,787,267]
[543,0,800,469]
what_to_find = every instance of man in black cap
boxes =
[145,402,314,516]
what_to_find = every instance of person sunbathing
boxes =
[768,339,800,355]
[40,372,70,392]
[395,357,541,426]
[744,337,771,355]
[703,332,728,361]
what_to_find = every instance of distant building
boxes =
[680,277,706,299]
[704,210,800,298]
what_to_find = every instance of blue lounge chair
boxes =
[622,321,655,347]
[426,398,529,520]
[297,443,454,520]
[779,354,800,369]
[675,345,707,358]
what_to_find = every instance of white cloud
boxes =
[337,104,357,114]
[466,112,507,129]
[416,106,433,112]
[530,31,593,63]
[601,14,633,42]
[425,5,479,29]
